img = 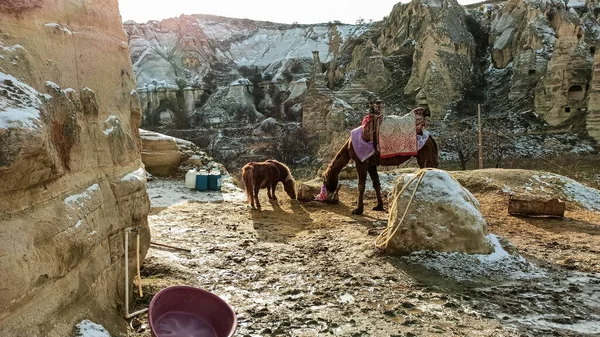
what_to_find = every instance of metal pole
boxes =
[124,228,148,319]
[478,104,483,169]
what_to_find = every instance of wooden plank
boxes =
[508,196,565,218]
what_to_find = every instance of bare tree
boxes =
[440,122,479,170]
[483,130,513,168]
[267,127,317,165]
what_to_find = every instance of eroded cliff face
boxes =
[124,0,600,157]
[489,0,599,131]
[124,16,364,131]
[0,0,150,335]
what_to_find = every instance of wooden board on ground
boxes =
[508,196,565,218]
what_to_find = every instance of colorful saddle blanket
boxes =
[378,113,418,159]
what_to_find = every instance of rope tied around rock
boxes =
[375,168,480,250]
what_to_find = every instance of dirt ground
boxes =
[127,170,600,337]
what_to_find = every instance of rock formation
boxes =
[124,16,358,88]
[0,1,149,336]
[302,51,355,141]
[486,0,600,138]
[383,170,494,255]
[140,130,182,176]
[124,0,600,159]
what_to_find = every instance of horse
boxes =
[241,159,297,210]
[322,134,439,215]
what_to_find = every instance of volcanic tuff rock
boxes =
[385,170,494,255]
[126,0,600,152]
[0,0,150,335]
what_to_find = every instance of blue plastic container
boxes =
[207,172,222,191]
[195,172,208,191]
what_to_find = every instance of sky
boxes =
[118,0,483,25]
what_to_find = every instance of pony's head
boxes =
[275,160,296,200]
[283,177,297,200]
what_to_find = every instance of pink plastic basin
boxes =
[149,286,237,337]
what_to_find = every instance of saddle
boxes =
[361,108,427,144]
[360,108,428,158]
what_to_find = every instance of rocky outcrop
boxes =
[125,0,600,155]
[138,82,203,128]
[124,16,360,88]
[302,51,356,141]
[0,1,149,336]
[327,0,476,118]
[140,129,218,176]
[488,0,599,134]
[587,42,600,140]
[391,0,476,118]
[140,129,182,176]
[383,170,494,255]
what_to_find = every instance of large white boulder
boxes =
[381,169,494,255]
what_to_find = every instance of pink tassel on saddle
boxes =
[314,185,328,202]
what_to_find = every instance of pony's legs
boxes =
[254,186,262,210]
[270,183,278,200]
[368,165,384,211]
[352,162,368,215]
[267,186,273,199]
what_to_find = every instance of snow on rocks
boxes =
[383,169,494,255]
[121,167,147,183]
[558,177,600,211]
[44,22,73,34]
[103,115,121,135]
[64,184,100,208]
[0,72,43,130]
[73,320,111,337]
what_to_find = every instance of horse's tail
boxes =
[430,136,439,168]
[417,135,439,168]
[241,164,254,203]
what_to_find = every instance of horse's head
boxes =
[283,178,296,200]
[322,166,339,194]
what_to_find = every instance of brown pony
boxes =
[322,135,438,215]
[241,159,297,210]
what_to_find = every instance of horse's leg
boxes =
[267,186,273,200]
[352,162,368,215]
[254,186,261,210]
[271,183,278,200]
[368,165,384,211]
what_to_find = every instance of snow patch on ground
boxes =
[401,234,546,282]
[147,176,245,208]
[560,179,600,211]
[1,44,25,52]
[339,171,405,194]
[531,174,600,211]
[74,320,111,337]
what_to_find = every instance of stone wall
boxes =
[0,0,150,336]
